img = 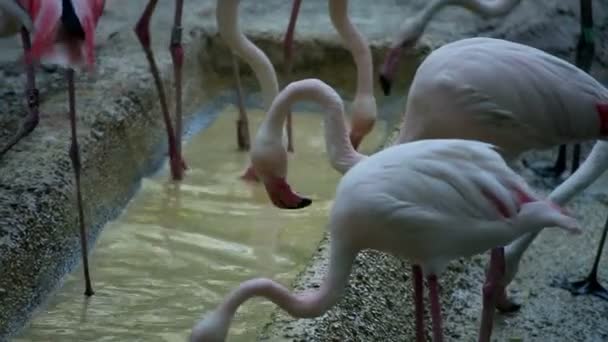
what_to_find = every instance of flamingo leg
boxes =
[555,213,608,300]
[232,53,250,151]
[282,0,302,153]
[427,274,444,342]
[134,0,185,181]
[478,247,505,342]
[66,68,94,297]
[526,0,593,179]
[0,28,41,157]
[412,265,426,342]
[170,0,187,170]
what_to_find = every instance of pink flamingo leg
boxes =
[478,247,505,342]
[412,265,426,342]
[0,28,41,156]
[427,274,444,342]
[134,0,185,181]
[282,0,302,153]
[66,68,94,297]
[169,0,187,170]
[232,53,250,151]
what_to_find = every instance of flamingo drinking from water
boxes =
[284,0,378,150]
[193,110,581,342]
[1,0,106,296]
[134,0,187,181]
[252,37,608,305]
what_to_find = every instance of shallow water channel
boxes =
[15,105,387,342]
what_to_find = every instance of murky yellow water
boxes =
[15,106,386,342]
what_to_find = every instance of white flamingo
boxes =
[378,0,522,95]
[192,95,580,341]
[216,0,289,182]
[283,0,378,150]
[252,37,608,305]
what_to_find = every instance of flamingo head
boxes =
[349,96,377,150]
[379,17,424,96]
[251,132,312,210]
[26,0,105,70]
[189,309,229,342]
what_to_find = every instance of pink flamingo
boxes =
[192,102,580,342]
[284,0,378,150]
[378,0,521,96]
[1,0,106,296]
[252,37,608,304]
[134,0,187,181]
[216,0,289,182]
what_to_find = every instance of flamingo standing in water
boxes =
[0,0,106,296]
[216,0,290,182]
[134,0,187,181]
[253,38,608,306]
[284,0,378,150]
[193,99,580,342]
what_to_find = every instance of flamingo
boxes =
[1,0,105,296]
[193,115,581,342]
[252,37,608,304]
[283,0,378,150]
[134,0,187,181]
[216,0,291,182]
[378,0,521,96]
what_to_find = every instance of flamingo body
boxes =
[399,37,608,159]
[20,0,105,68]
[193,134,580,342]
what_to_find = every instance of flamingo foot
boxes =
[555,274,608,301]
[240,166,260,182]
[494,287,521,313]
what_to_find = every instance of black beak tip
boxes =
[379,74,392,96]
[290,197,312,209]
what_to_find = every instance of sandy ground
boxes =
[0,0,608,341]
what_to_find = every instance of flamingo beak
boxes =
[379,46,402,96]
[263,177,312,209]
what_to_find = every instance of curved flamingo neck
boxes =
[218,238,356,321]
[393,0,519,48]
[216,0,279,109]
[261,79,366,174]
[328,0,374,100]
